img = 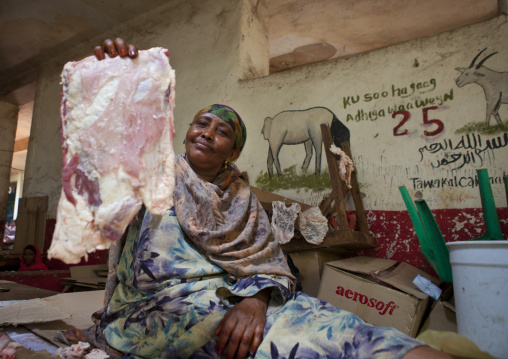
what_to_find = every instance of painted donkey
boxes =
[261,107,349,176]
[455,48,508,126]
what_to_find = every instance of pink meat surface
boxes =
[49,48,176,264]
[0,335,21,359]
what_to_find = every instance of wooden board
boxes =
[24,290,104,347]
[0,280,59,301]
[0,298,71,326]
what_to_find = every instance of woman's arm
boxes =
[215,288,272,359]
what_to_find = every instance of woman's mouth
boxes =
[194,140,212,151]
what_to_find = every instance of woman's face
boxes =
[23,249,36,267]
[185,113,240,179]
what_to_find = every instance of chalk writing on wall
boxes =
[342,79,438,110]
[342,78,454,138]
[418,132,508,171]
[410,173,505,190]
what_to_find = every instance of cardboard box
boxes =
[317,256,442,337]
[418,299,457,334]
[418,286,456,335]
[288,251,343,297]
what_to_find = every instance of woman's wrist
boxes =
[251,287,272,306]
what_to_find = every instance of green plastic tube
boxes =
[415,199,453,283]
[399,187,437,274]
[504,175,508,207]
[473,169,503,241]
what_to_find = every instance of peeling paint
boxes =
[361,207,507,276]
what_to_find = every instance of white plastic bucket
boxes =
[446,240,508,359]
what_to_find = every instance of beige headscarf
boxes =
[173,155,295,284]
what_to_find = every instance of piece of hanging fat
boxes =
[49,48,176,264]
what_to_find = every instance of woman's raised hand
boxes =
[94,38,138,60]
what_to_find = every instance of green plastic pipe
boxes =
[473,169,503,241]
[414,200,453,283]
[504,175,508,207]
[399,187,437,272]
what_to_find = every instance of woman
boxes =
[19,244,48,271]
[67,39,458,359]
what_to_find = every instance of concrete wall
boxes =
[22,0,507,271]
[0,101,18,236]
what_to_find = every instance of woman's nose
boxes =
[201,127,214,140]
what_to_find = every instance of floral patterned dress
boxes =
[98,209,423,359]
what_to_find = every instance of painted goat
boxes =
[455,48,508,126]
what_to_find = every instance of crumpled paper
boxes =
[271,201,300,244]
[412,274,442,300]
[299,206,328,245]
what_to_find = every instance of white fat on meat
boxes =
[54,342,93,359]
[85,349,110,359]
[329,144,355,189]
[49,47,176,264]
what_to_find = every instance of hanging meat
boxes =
[48,47,176,264]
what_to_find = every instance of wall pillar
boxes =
[0,101,18,238]
[238,0,269,80]
[500,0,508,15]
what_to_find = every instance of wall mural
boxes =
[415,48,507,191]
[455,48,508,128]
[256,107,349,192]
[255,49,507,206]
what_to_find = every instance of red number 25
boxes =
[392,106,444,137]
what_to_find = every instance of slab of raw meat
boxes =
[48,48,176,264]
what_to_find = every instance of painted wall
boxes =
[243,24,508,211]
[21,0,507,273]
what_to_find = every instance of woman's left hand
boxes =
[93,38,138,60]
[215,288,272,359]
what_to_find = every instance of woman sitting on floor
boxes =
[64,39,461,359]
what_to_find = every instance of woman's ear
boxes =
[228,149,241,163]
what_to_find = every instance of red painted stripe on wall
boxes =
[360,208,508,277]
